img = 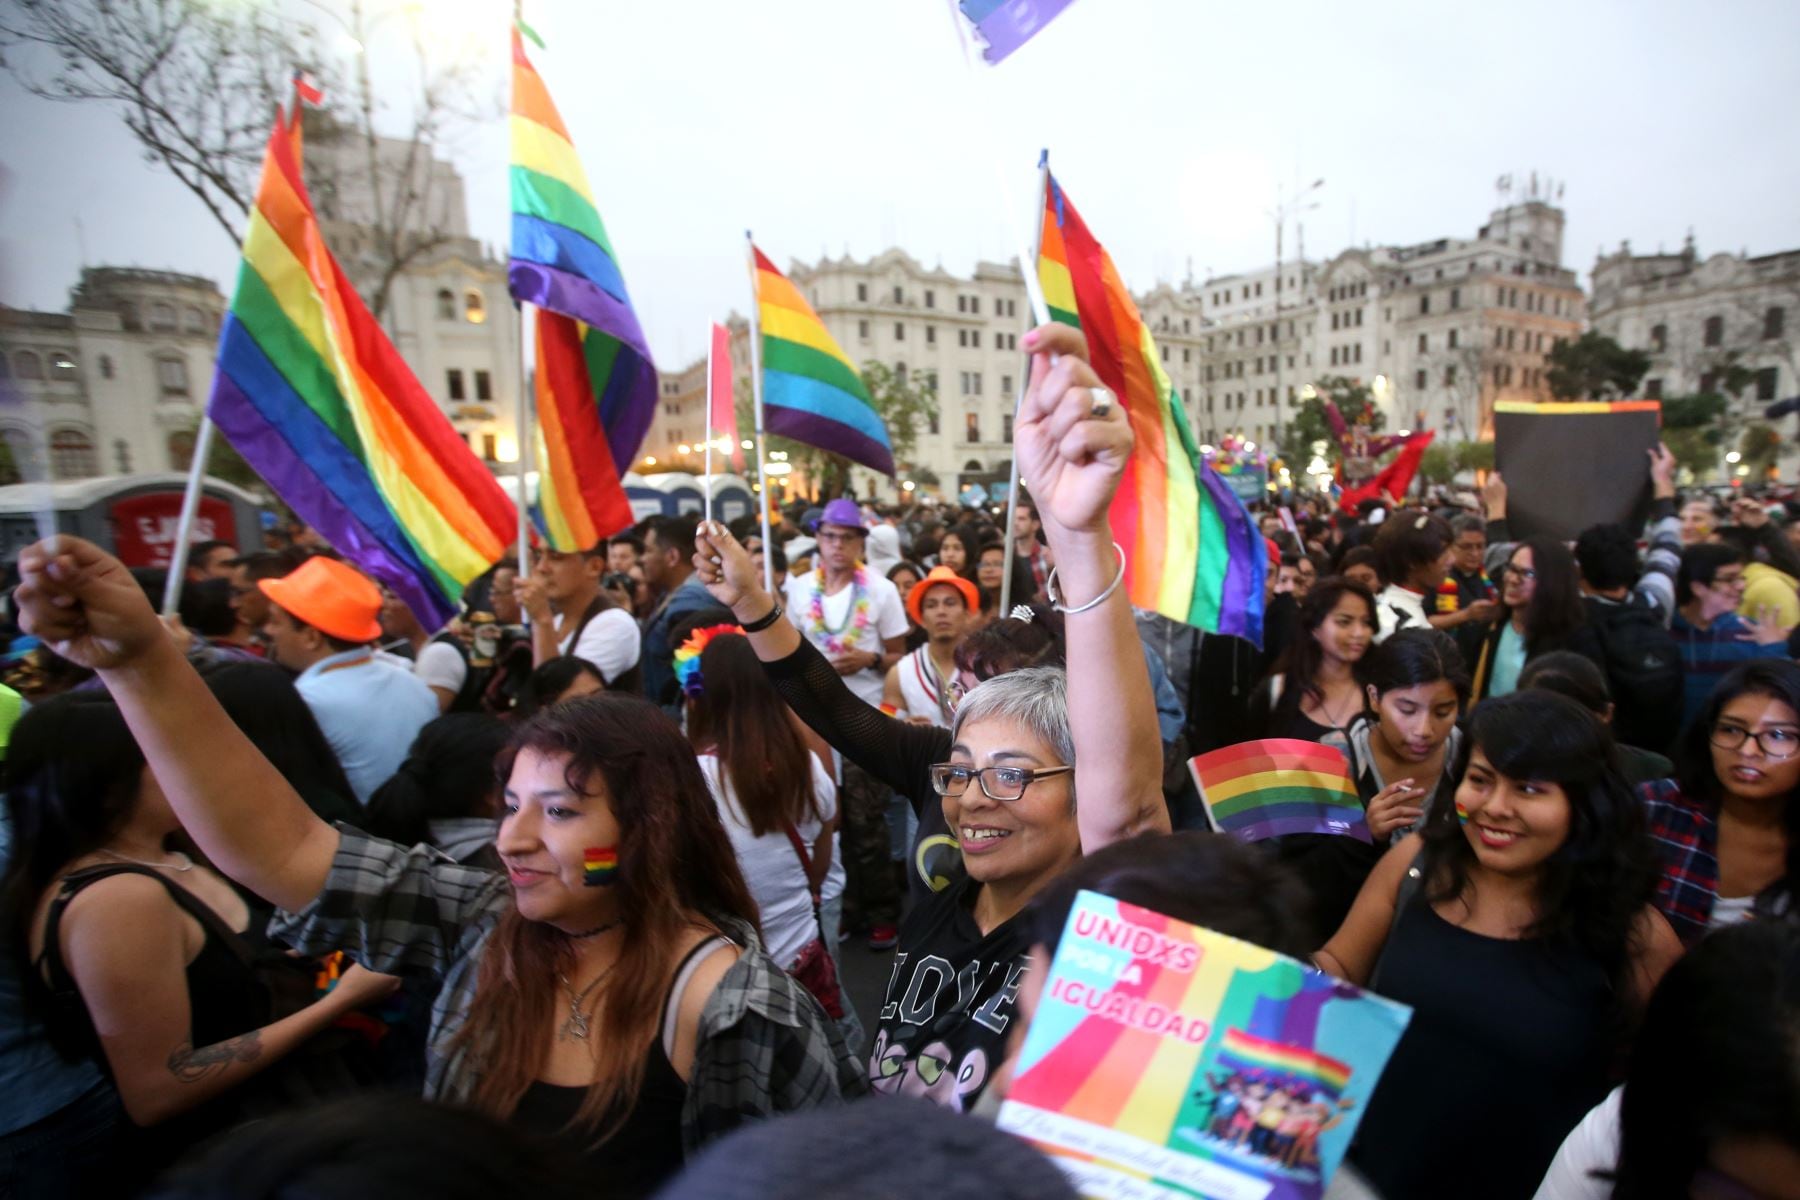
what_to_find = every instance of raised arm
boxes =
[1014,321,1169,848]
[15,538,339,911]
[1636,444,1681,622]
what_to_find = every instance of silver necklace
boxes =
[557,963,617,1042]
[97,847,194,873]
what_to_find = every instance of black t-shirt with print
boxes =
[868,875,1031,1112]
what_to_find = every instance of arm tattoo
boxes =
[166,1031,264,1083]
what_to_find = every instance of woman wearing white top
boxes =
[681,624,859,1048]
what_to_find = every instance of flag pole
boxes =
[515,301,532,575]
[703,324,716,528]
[161,414,218,617]
[745,232,776,598]
[998,149,1053,615]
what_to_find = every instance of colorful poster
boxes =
[1191,739,1371,844]
[999,891,1411,1200]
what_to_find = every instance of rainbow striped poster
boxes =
[998,891,1411,1200]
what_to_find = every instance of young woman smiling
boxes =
[9,548,863,1198]
[1250,576,1378,757]
[1641,659,1800,946]
[1318,691,1683,1200]
[691,320,1168,1110]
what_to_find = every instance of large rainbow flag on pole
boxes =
[207,108,515,631]
[508,26,652,547]
[1037,169,1266,644]
[751,245,896,477]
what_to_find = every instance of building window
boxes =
[958,329,968,348]
[98,354,114,380]
[1700,371,1718,395]
[1703,315,1723,347]
[1649,323,1667,352]
[970,330,980,349]
[167,429,197,471]
[157,356,190,395]
[1757,368,1779,401]
[1445,365,1458,386]
[483,432,499,461]
[893,285,904,303]
[965,413,980,443]
[1450,287,1461,309]
[1001,374,1013,396]
[447,369,466,401]
[1767,307,1787,341]
[858,320,870,340]
[474,370,492,401]
[50,352,78,381]
[1420,295,1431,314]
[1002,414,1014,443]
[1415,369,1427,389]
[1448,329,1460,350]
[13,351,43,381]
[48,429,97,479]
[1417,334,1429,353]
[1182,348,1190,363]
[150,302,177,332]
[1494,364,1506,387]
[925,325,935,345]
[894,322,905,341]
[970,296,981,316]
[925,289,935,309]
[1644,378,1663,399]
[0,428,28,483]
[464,289,487,324]
[857,283,868,302]
[928,410,940,435]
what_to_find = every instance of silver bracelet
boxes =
[1045,542,1127,615]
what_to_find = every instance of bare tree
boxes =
[0,0,490,321]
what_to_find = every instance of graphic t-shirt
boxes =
[870,875,1031,1112]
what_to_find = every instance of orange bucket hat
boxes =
[907,565,981,625]
[257,556,384,643]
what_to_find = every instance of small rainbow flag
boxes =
[1215,1027,1354,1099]
[508,25,655,543]
[1189,738,1370,843]
[208,110,515,631]
[1038,168,1266,644]
[751,244,895,477]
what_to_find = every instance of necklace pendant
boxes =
[561,1007,590,1042]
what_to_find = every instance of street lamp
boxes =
[1270,177,1325,443]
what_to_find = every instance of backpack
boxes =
[1585,597,1683,751]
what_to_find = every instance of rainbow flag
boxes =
[1189,738,1370,843]
[1038,169,1266,644]
[1215,1027,1354,1100]
[532,311,632,551]
[208,111,515,631]
[751,245,895,477]
[508,28,656,484]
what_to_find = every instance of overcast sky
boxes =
[3,0,1797,370]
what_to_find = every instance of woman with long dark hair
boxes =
[1249,576,1377,755]
[1344,628,1471,841]
[512,656,605,721]
[1640,658,1800,946]
[0,692,397,1194]
[681,626,855,1045]
[6,548,863,1198]
[1472,535,1601,699]
[1318,691,1682,1200]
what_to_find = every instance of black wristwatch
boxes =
[740,599,783,634]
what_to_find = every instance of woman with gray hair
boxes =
[692,321,1169,1111]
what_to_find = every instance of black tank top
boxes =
[1349,898,1614,1200]
[510,938,722,1198]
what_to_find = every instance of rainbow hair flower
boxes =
[674,623,743,698]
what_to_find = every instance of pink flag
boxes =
[709,322,742,469]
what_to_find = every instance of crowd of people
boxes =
[0,320,1796,1200]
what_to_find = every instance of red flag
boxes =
[1338,432,1435,515]
[292,71,325,107]
[708,322,742,469]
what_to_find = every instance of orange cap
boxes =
[257,556,384,643]
[907,565,981,625]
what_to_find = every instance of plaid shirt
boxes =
[1640,780,1720,946]
[272,829,865,1152]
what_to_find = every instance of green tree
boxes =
[1661,392,1729,478]
[1418,443,1457,485]
[1545,331,1652,401]
[1454,440,1495,475]
[1739,421,1783,479]
[1278,375,1382,468]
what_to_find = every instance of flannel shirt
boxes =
[1640,780,1720,946]
[272,828,865,1153]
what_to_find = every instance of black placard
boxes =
[1492,402,1661,541]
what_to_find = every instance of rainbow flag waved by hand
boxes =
[1038,169,1266,644]
[208,110,515,631]
[1190,738,1370,843]
[509,26,655,531]
[751,245,895,477]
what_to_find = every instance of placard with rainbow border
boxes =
[998,890,1412,1200]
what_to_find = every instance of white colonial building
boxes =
[1589,235,1797,417]
[641,190,1590,498]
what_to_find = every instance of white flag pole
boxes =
[515,302,532,575]
[745,232,776,599]
[998,150,1053,615]
[704,326,716,528]
[161,415,218,617]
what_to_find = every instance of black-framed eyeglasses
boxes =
[929,762,1073,801]
[1710,722,1800,760]
[1502,564,1537,581]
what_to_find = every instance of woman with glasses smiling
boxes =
[1641,659,1800,946]
[690,321,1168,1110]
[1470,535,1602,700]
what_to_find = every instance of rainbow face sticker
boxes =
[1454,800,1471,825]
[583,847,619,887]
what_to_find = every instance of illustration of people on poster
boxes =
[999,890,1412,1200]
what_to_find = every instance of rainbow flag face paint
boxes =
[583,847,618,887]
[1454,800,1471,824]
